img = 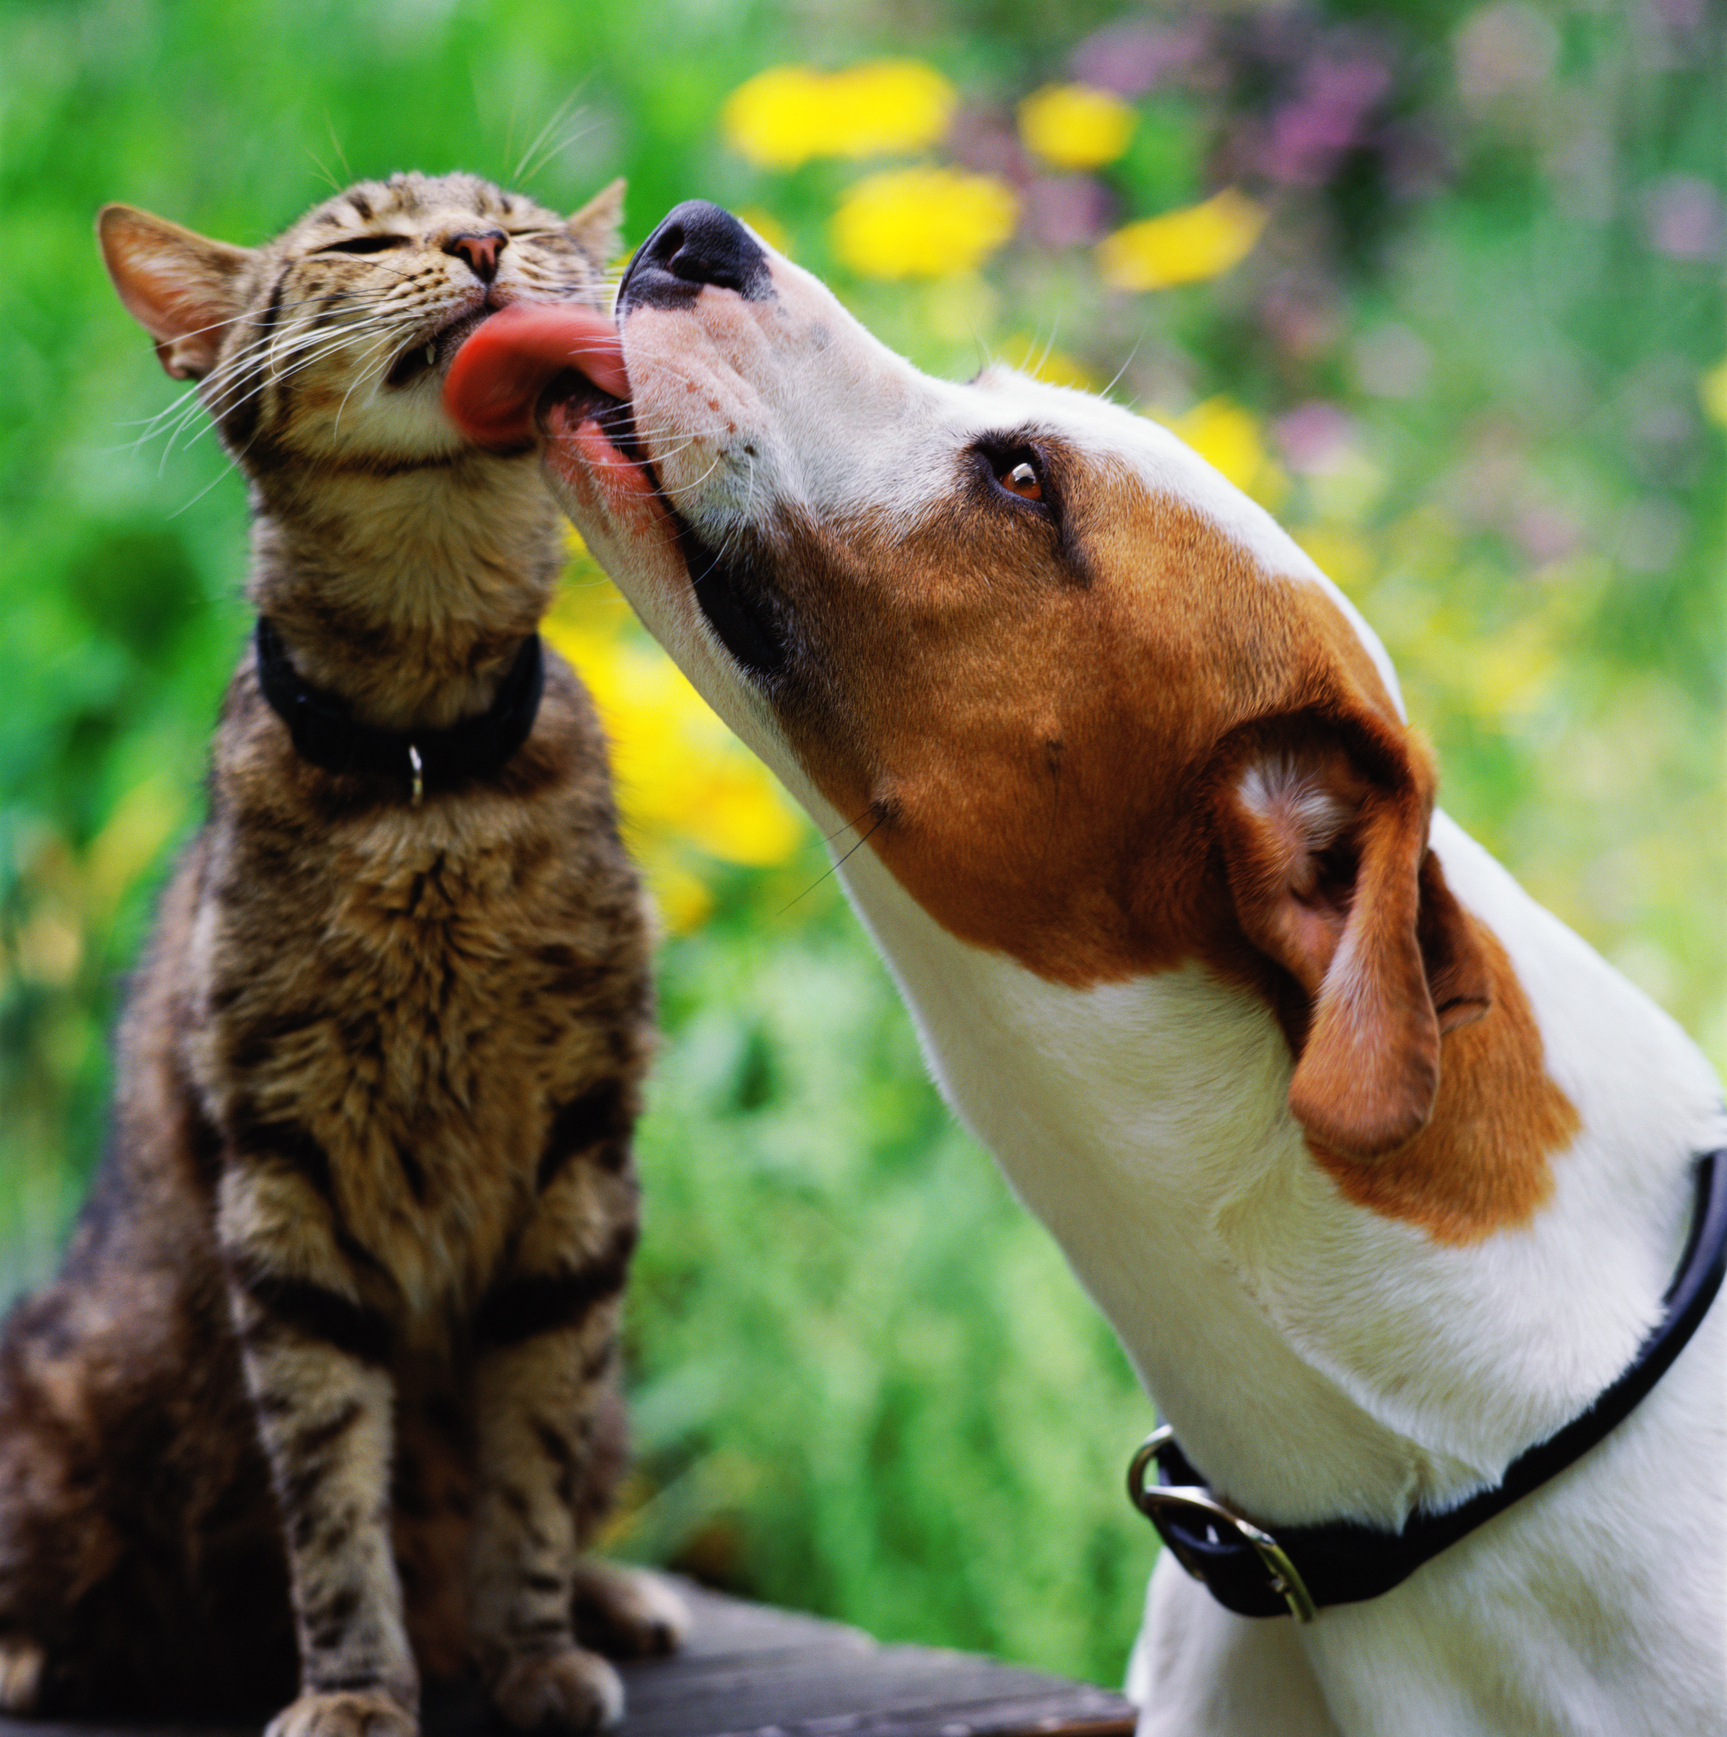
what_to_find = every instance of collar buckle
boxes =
[1128,1428,1318,1623]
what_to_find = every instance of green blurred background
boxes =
[2,0,1722,1690]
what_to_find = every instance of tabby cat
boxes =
[0,172,685,1737]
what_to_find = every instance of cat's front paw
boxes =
[264,1690,417,1737]
[572,1561,689,1658]
[0,1639,45,1713]
[491,1647,624,1732]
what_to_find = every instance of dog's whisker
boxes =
[775,810,886,915]
[816,803,880,849]
[1032,316,1062,380]
[1099,336,1144,403]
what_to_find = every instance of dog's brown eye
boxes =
[1000,459,1042,501]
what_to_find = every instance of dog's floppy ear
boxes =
[97,204,254,381]
[1215,719,1491,1160]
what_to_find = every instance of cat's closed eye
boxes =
[318,234,407,255]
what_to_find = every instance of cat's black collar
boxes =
[1129,1147,1727,1621]
[254,617,545,802]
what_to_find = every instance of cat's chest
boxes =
[190,803,643,1323]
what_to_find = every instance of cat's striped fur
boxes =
[0,172,683,1737]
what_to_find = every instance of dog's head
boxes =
[448,201,1491,1163]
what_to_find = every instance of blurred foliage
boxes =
[544,552,806,933]
[1,0,1723,1693]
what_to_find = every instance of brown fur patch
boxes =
[759,465,1405,999]
[1309,925,1581,1244]
[713,451,1564,1228]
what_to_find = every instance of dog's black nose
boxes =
[618,201,774,312]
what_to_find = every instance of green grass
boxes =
[623,913,1155,1682]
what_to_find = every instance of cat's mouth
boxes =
[386,306,496,392]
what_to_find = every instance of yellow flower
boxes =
[641,858,717,935]
[1017,83,1137,171]
[1700,357,1727,428]
[545,541,805,931]
[1156,396,1289,511]
[833,165,1019,280]
[1097,189,1267,291]
[722,61,956,169]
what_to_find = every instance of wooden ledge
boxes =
[603,1581,1137,1737]
[0,1581,1137,1737]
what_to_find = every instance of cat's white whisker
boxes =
[510,85,591,188]
[331,330,405,434]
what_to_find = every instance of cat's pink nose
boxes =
[445,230,506,283]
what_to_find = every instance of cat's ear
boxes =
[97,204,254,381]
[1214,718,1491,1161]
[565,178,626,266]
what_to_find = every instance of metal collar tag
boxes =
[1128,1429,1317,1621]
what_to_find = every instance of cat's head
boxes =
[98,170,624,475]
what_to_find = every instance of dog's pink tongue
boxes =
[444,304,628,447]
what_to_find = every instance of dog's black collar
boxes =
[1129,1148,1727,1621]
[254,617,545,801]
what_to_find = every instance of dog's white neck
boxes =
[833,806,1721,1531]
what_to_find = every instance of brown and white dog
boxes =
[447,204,1727,1736]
